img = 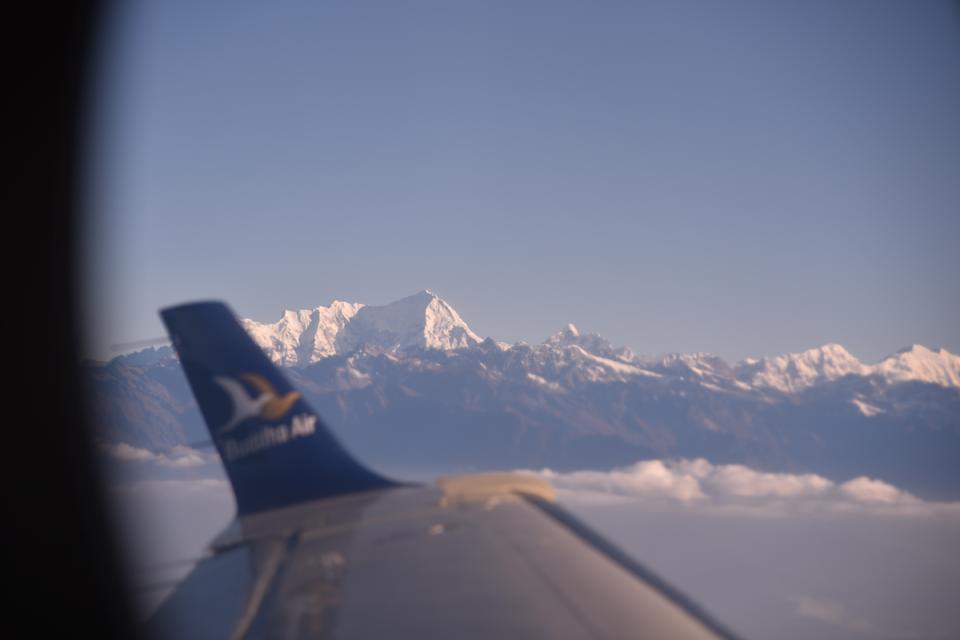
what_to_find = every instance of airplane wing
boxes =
[148,301,741,639]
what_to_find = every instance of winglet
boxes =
[160,301,397,514]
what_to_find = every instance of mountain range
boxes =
[239,290,958,391]
[86,291,960,499]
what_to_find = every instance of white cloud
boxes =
[538,459,706,502]
[527,458,960,516]
[105,442,155,461]
[839,477,916,504]
[701,463,833,498]
[99,442,213,468]
[159,445,208,468]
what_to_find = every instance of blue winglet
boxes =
[160,301,397,515]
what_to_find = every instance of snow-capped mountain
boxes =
[733,343,868,393]
[732,343,960,393]
[240,292,958,391]
[544,324,637,363]
[870,345,960,388]
[242,290,480,366]
[241,300,363,366]
[87,291,960,499]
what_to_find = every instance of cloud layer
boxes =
[527,459,959,516]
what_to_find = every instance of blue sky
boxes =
[83,0,960,363]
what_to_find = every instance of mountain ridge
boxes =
[238,291,959,391]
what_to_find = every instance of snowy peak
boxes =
[652,352,731,381]
[243,291,481,366]
[545,324,583,346]
[338,290,481,354]
[872,345,960,388]
[736,343,867,393]
[734,343,960,392]
[242,300,364,366]
[544,324,635,363]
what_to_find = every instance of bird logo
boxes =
[212,373,301,434]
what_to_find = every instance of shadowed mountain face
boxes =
[86,292,960,499]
